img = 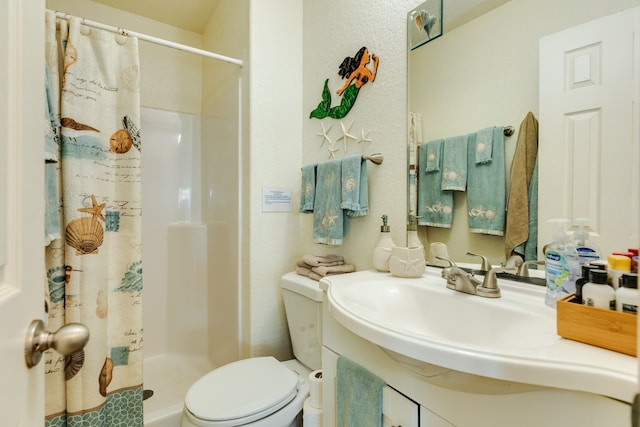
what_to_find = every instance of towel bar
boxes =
[362,153,383,165]
[503,126,515,136]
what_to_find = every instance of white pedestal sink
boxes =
[320,268,636,403]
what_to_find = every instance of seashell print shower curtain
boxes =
[44,11,143,427]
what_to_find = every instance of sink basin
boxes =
[321,268,637,403]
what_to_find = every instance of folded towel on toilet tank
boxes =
[300,254,344,267]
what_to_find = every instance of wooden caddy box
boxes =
[556,293,637,357]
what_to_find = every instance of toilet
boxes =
[181,272,323,427]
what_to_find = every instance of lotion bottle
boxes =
[545,219,580,308]
[583,269,615,310]
[373,215,396,272]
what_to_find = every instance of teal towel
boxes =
[313,159,344,245]
[341,155,369,217]
[474,126,494,164]
[466,127,506,235]
[336,356,385,427]
[425,139,440,172]
[441,134,468,191]
[418,140,454,227]
[299,163,316,213]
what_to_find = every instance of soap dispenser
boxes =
[544,218,580,308]
[373,215,396,272]
[571,218,601,266]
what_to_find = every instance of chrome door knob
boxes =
[24,319,90,368]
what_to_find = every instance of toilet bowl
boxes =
[181,273,323,427]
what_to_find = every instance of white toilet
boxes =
[181,272,323,427]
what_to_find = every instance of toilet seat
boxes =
[184,356,300,427]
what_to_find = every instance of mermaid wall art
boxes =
[310,46,379,120]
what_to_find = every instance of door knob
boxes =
[24,319,90,368]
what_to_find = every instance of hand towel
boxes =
[336,356,385,427]
[521,158,539,260]
[341,155,369,217]
[505,112,538,259]
[474,126,494,164]
[311,264,356,277]
[418,140,454,227]
[313,159,344,245]
[296,266,313,277]
[441,134,468,191]
[301,254,344,267]
[425,138,441,172]
[466,127,506,235]
[299,163,317,213]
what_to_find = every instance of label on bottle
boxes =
[622,303,638,314]
[545,250,570,293]
[576,246,600,265]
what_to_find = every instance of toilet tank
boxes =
[280,272,323,371]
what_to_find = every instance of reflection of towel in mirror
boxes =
[336,356,384,427]
[299,163,316,213]
[418,140,454,227]
[505,112,538,259]
[466,127,506,235]
[441,134,468,191]
[474,126,494,164]
[522,158,539,260]
[313,159,344,244]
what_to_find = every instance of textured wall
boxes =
[301,1,416,270]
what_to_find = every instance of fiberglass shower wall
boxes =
[141,107,208,359]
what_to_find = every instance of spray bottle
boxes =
[545,219,580,308]
[571,218,602,266]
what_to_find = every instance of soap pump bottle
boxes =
[373,215,396,272]
[571,218,602,266]
[407,215,425,254]
[544,218,580,308]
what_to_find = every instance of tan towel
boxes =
[505,112,538,259]
[311,264,356,277]
[301,254,344,267]
[296,266,313,277]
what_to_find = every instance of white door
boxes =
[538,7,640,257]
[0,0,46,424]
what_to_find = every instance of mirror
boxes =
[407,0,640,265]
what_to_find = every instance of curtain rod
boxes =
[49,10,244,67]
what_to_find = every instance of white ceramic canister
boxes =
[389,246,426,278]
[582,270,615,310]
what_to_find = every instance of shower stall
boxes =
[141,104,242,426]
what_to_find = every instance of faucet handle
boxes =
[466,251,491,271]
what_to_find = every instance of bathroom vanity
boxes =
[319,269,635,427]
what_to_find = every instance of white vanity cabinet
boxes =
[320,287,631,427]
[382,386,419,427]
[420,406,454,427]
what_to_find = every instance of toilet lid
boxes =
[185,356,299,425]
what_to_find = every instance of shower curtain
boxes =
[44,11,143,427]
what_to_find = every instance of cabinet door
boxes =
[420,405,455,427]
[382,386,419,427]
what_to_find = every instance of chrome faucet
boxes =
[437,257,482,295]
[476,266,518,298]
[437,256,517,298]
